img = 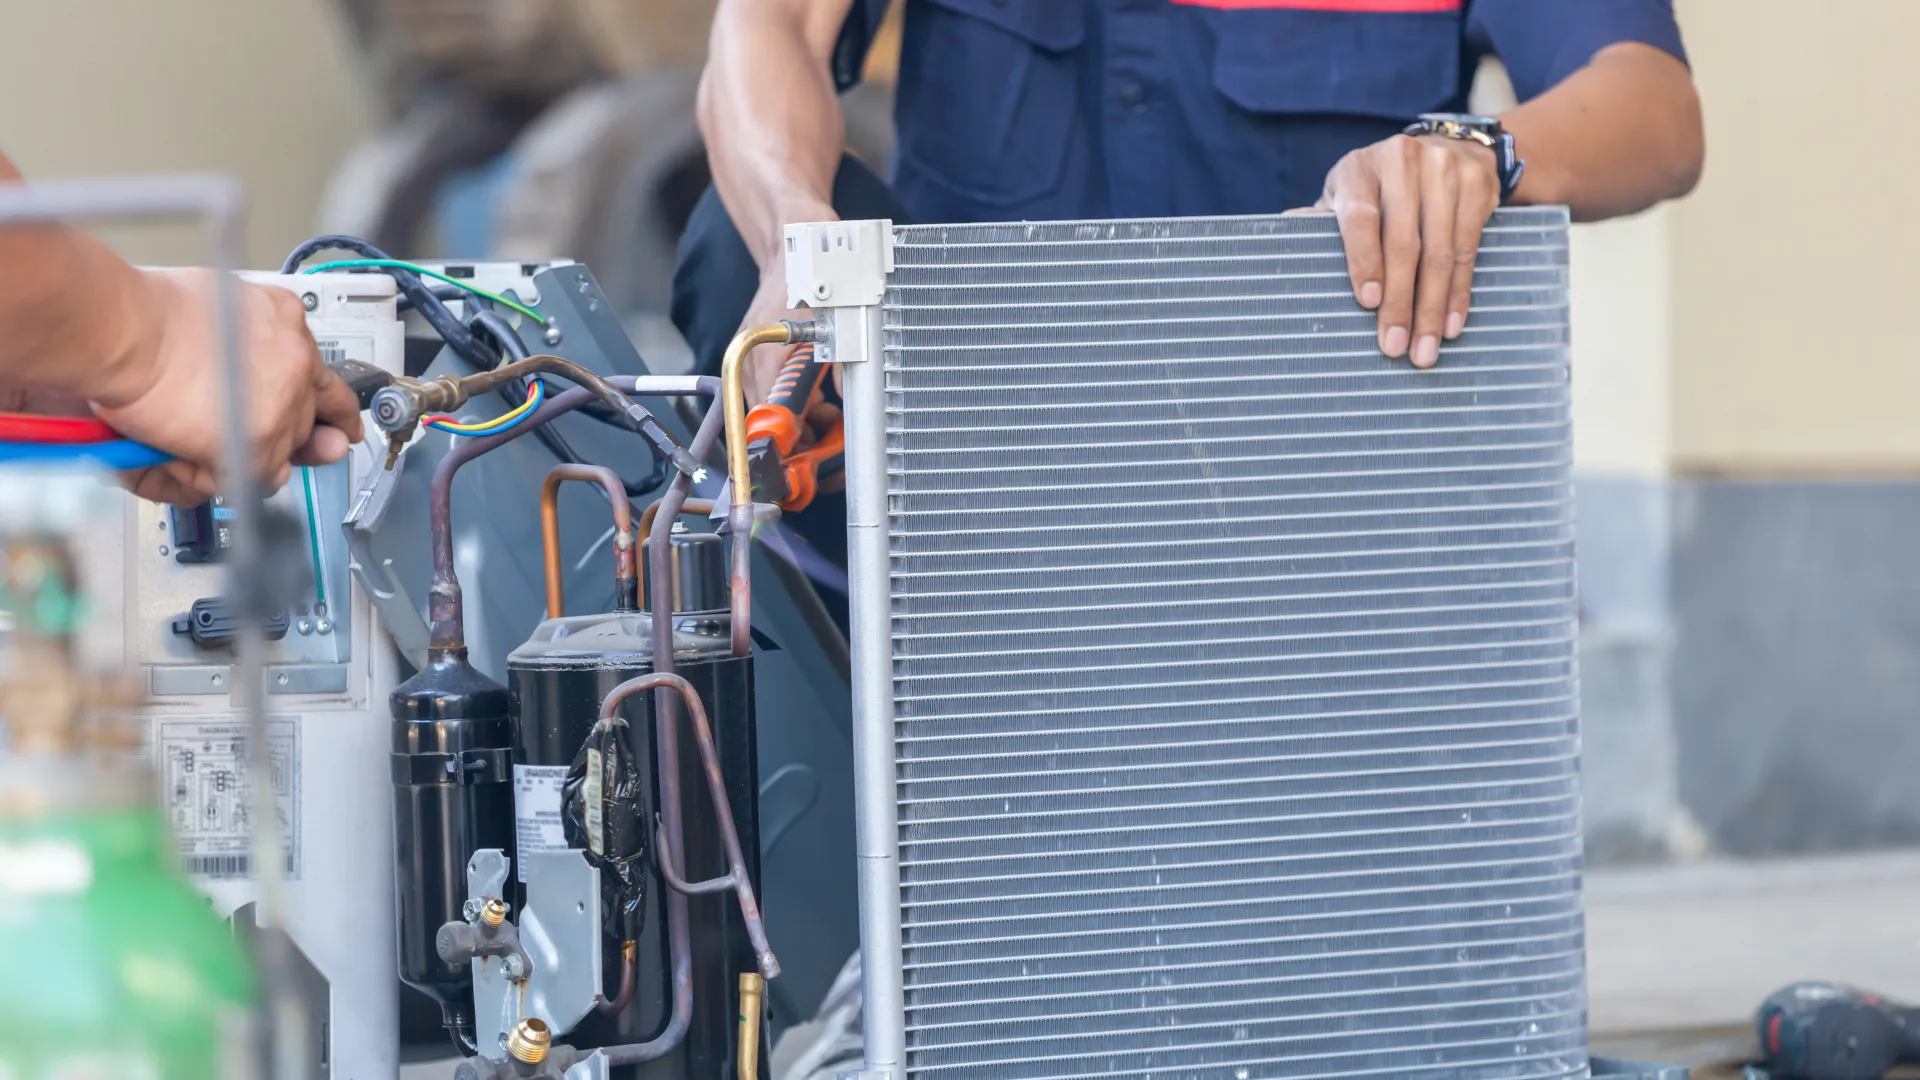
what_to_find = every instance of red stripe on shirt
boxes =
[1171,0,1462,12]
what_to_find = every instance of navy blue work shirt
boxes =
[831,0,1687,224]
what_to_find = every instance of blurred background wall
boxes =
[3,0,1915,865]
[0,0,375,268]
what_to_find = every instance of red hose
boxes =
[0,413,121,444]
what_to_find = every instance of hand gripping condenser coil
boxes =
[793,209,1586,1080]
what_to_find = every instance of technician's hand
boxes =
[1312,133,1501,369]
[91,270,364,504]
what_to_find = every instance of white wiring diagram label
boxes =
[514,764,571,882]
[156,717,300,882]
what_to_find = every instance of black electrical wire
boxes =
[396,283,470,314]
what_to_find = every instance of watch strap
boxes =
[1403,118,1527,204]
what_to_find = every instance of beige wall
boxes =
[0,0,374,270]
[1670,0,1920,473]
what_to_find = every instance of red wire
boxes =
[0,412,122,444]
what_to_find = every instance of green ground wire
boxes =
[301,466,326,607]
[300,258,548,325]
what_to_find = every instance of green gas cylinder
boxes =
[0,746,256,1077]
[0,515,255,1077]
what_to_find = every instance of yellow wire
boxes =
[427,381,543,433]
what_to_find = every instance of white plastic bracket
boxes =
[785,219,893,309]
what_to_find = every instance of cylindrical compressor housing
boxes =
[391,649,514,1046]
[507,525,761,1080]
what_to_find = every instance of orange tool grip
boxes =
[745,343,823,456]
[775,419,845,512]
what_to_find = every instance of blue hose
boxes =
[0,440,173,470]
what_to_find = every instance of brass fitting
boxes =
[480,897,509,928]
[506,1018,551,1064]
[737,972,766,1080]
[370,374,470,470]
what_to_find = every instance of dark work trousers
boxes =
[669,154,910,629]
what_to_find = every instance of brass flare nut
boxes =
[480,897,509,927]
[507,1018,551,1064]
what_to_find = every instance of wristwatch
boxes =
[1403,113,1526,203]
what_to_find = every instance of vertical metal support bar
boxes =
[785,218,900,1080]
[838,304,904,1079]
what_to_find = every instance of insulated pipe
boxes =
[719,322,814,657]
[540,464,637,618]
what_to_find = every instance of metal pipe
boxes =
[720,322,812,657]
[595,940,637,1016]
[379,356,701,478]
[423,376,717,653]
[427,386,597,653]
[586,386,730,1069]
[838,309,908,1076]
[598,673,777,979]
[638,498,717,545]
[539,464,637,618]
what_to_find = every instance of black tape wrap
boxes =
[562,718,650,942]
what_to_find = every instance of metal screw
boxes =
[296,618,313,635]
[275,673,289,687]
[498,1033,510,1049]
[157,545,169,557]
[503,954,527,980]
[301,292,318,312]
[462,898,483,922]
[210,673,224,686]
[543,323,563,347]
[315,618,333,635]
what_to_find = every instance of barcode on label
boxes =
[317,341,346,364]
[183,853,296,880]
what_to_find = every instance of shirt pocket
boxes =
[895,0,1086,206]
[1206,10,1464,121]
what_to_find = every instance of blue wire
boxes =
[0,440,173,470]
[425,377,546,438]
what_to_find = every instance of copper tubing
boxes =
[599,673,778,981]
[428,386,600,653]
[721,323,808,657]
[738,973,766,1080]
[595,940,637,1015]
[637,498,716,547]
[596,376,726,1068]
[426,375,714,651]
[540,464,638,619]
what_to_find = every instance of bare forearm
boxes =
[698,0,854,269]
[0,150,159,405]
[1503,42,1705,221]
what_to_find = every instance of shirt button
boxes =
[1117,81,1147,113]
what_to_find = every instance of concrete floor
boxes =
[402,849,1920,1078]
